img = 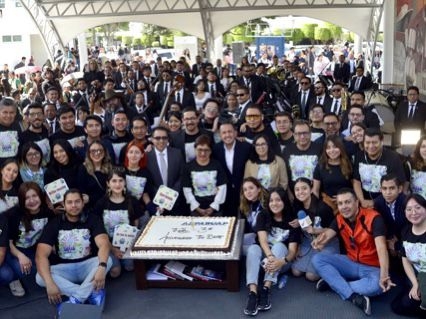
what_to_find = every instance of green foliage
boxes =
[301,24,317,39]
[115,35,122,43]
[315,28,332,42]
[122,36,133,46]
[324,22,343,41]
[167,41,174,48]
[159,36,168,46]
[152,41,160,47]
[133,38,142,46]
[290,28,305,44]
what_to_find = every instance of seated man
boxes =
[311,188,395,316]
[35,189,111,313]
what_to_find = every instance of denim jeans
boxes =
[246,242,289,286]
[36,256,112,302]
[5,247,36,279]
[312,253,382,300]
[0,263,14,285]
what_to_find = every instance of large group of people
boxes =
[0,43,425,318]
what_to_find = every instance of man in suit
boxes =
[174,60,192,90]
[171,75,195,108]
[147,126,185,215]
[212,122,251,217]
[394,86,426,144]
[191,55,205,79]
[292,76,314,119]
[348,66,372,93]
[310,80,332,110]
[236,86,252,124]
[155,70,173,107]
[324,82,347,117]
[333,54,351,84]
[206,71,225,99]
[237,64,264,103]
[72,78,90,109]
[112,62,128,90]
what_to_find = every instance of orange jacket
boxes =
[336,208,380,267]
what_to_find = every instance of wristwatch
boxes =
[98,262,107,268]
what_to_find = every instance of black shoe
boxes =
[244,291,258,316]
[351,293,371,316]
[258,286,271,311]
[315,279,330,292]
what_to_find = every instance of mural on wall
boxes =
[394,0,426,96]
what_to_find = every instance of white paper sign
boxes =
[112,224,139,252]
[44,178,69,204]
[153,185,179,211]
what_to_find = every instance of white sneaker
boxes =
[9,280,25,297]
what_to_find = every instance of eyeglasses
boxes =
[90,149,104,155]
[324,122,338,126]
[405,205,423,214]
[236,93,246,97]
[245,114,261,120]
[294,131,310,136]
[152,136,168,140]
[254,142,267,147]
[28,112,43,118]
[331,89,341,92]
[196,148,211,153]
[314,87,323,90]
[300,82,309,85]
[349,113,362,117]
[26,152,41,157]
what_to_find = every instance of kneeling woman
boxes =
[6,182,54,297]
[93,170,144,278]
[244,187,300,316]
[290,177,339,281]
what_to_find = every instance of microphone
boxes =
[297,210,312,229]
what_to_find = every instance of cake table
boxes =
[124,219,244,292]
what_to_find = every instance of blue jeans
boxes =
[36,256,112,302]
[312,253,383,300]
[246,242,290,286]
[0,263,14,285]
[5,247,36,279]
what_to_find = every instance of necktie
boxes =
[176,92,181,103]
[333,99,339,114]
[158,153,168,185]
[408,104,415,119]
[48,120,54,135]
[210,85,215,97]
[355,77,361,91]
[317,97,322,104]
[164,83,168,96]
[301,91,307,113]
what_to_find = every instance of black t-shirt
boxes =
[182,159,228,210]
[277,134,295,153]
[400,225,426,273]
[7,206,55,249]
[313,163,353,197]
[77,167,109,209]
[0,187,19,214]
[283,142,322,186]
[49,126,86,148]
[125,168,155,200]
[19,128,51,165]
[38,213,106,265]
[0,214,8,247]
[256,210,302,246]
[92,196,143,239]
[0,123,21,166]
[353,148,406,200]
[44,162,83,190]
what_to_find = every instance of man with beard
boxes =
[0,98,21,166]
[20,103,50,165]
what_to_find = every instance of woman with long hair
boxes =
[244,134,288,191]
[391,194,426,317]
[243,186,300,316]
[193,80,211,112]
[5,182,54,297]
[313,135,353,213]
[19,142,46,190]
[92,169,143,278]
[0,159,20,214]
[406,136,426,199]
[290,177,339,282]
[123,140,156,215]
[78,141,112,209]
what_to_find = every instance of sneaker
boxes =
[315,279,330,292]
[351,293,371,316]
[244,291,258,316]
[56,296,82,316]
[87,288,106,306]
[258,286,271,311]
[9,280,25,297]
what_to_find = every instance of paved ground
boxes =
[0,267,409,319]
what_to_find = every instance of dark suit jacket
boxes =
[212,140,251,216]
[292,89,314,119]
[309,94,333,112]
[238,75,264,103]
[156,80,173,106]
[191,63,205,78]
[341,105,380,130]
[206,81,225,98]
[171,90,195,108]
[112,72,126,90]
[394,100,426,133]
[333,62,351,83]
[374,192,408,241]
[348,75,372,92]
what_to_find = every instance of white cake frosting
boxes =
[133,216,236,252]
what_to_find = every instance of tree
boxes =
[290,28,305,44]
[315,28,332,43]
[96,22,129,46]
[324,22,343,42]
[301,24,317,42]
